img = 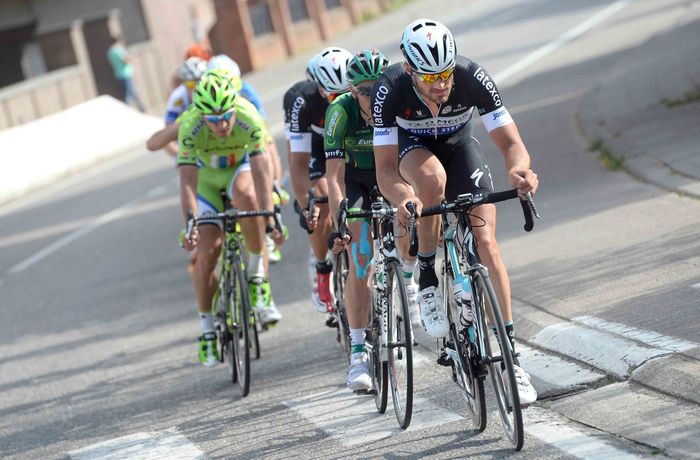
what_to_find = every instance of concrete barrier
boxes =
[0,95,162,205]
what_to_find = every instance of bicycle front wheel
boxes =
[231,258,252,397]
[367,287,387,413]
[334,251,351,364]
[473,267,523,450]
[443,261,486,432]
[386,261,413,429]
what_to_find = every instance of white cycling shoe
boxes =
[512,364,538,405]
[346,352,372,392]
[418,286,449,338]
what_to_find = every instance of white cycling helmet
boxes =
[178,57,208,81]
[305,55,317,82]
[312,47,353,93]
[400,18,456,74]
[208,54,241,78]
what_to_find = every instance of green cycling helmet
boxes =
[192,69,237,114]
[347,49,390,85]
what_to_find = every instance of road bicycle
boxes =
[337,191,418,429]
[420,189,538,450]
[186,206,282,397]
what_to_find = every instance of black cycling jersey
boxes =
[284,80,329,179]
[371,55,513,145]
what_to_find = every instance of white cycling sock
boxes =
[248,251,265,279]
[350,328,366,354]
[199,312,214,334]
[400,254,417,278]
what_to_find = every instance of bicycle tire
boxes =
[472,267,523,450]
[250,311,261,360]
[334,251,351,364]
[231,257,251,397]
[368,287,388,413]
[386,261,413,429]
[443,261,486,432]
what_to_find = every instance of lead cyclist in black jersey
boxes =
[372,18,539,404]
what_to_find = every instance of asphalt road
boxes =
[1,0,698,458]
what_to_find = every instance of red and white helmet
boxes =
[311,47,353,93]
[400,19,456,74]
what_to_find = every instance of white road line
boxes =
[7,184,168,275]
[573,315,698,353]
[495,0,636,84]
[7,198,139,275]
[284,387,463,447]
[525,406,641,459]
[68,429,205,460]
[509,90,582,116]
[691,282,700,289]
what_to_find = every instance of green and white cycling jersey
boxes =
[177,97,266,169]
[177,97,266,215]
[324,92,374,171]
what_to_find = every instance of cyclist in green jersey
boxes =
[178,69,282,367]
[325,50,419,391]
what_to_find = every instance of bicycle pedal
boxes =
[437,350,453,367]
[353,389,375,396]
[325,316,338,328]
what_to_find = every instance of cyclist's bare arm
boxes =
[147,122,179,154]
[326,158,347,227]
[489,124,539,197]
[374,144,420,227]
[178,164,199,249]
[288,142,312,209]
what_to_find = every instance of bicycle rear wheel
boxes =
[231,259,251,397]
[386,261,413,429]
[367,288,387,413]
[443,261,486,432]
[472,267,523,450]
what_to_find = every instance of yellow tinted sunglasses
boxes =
[415,66,455,83]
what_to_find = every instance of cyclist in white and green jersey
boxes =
[178,69,282,367]
[325,50,420,391]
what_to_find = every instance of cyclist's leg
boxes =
[310,153,334,311]
[193,174,226,366]
[344,172,374,391]
[230,164,281,323]
[449,134,537,404]
[398,135,448,338]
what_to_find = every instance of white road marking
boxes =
[525,406,641,459]
[518,343,604,391]
[495,0,636,84]
[691,282,700,289]
[7,184,170,275]
[530,321,669,378]
[284,387,463,447]
[573,315,698,353]
[68,429,205,460]
[7,198,140,275]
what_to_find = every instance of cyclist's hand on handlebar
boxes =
[331,233,351,255]
[180,227,199,251]
[398,197,422,228]
[508,167,539,199]
[305,205,320,232]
